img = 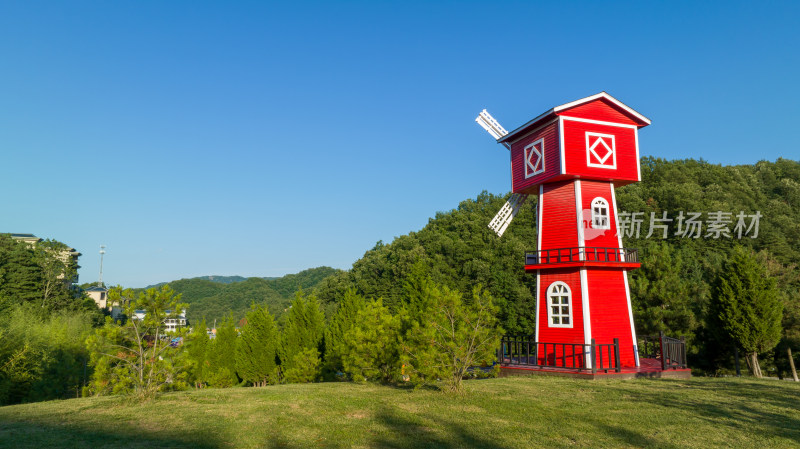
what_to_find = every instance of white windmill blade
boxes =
[475,108,525,236]
[488,193,529,237]
[475,109,508,140]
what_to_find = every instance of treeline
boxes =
[85,272,500,398]
[0,235,103,405]
[142,267,340,326]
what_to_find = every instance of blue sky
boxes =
[1,1,797,287]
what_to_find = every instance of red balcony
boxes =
[524,247,640,271]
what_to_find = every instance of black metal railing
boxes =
[639,331,688,370]
[525,247,639,266]
[498,335,621,373]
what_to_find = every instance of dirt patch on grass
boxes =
[395,402,422,414]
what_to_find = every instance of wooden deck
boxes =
[499,357,691,380]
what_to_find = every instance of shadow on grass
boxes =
[614,379,800,444]
[369,405,511,449]
[581,417,684,449]
[0,419,222,449]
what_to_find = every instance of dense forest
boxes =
[0,235,103,405]
[145,267,340,325]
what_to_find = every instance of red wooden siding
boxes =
[510,120,560,194]
[586,269,636,366]
[556,97,640,126]
[578,181,620,249]
[538,181,578,250]
[561,119,639,185]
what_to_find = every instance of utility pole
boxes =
[99,245,106,287]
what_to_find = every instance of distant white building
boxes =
[164,309,187,333]
[132,309,187,333]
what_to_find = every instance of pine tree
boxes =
[323,289,366,376]
[282,348,321,384]
[340,299,401,383]
[401,281,502,393]
[278,292,324,382]
[713,246,783,377]
[629,242,706,345]
[185,318,210,388]
[235,304,279,386]
[206,315,239,387]
[0,236,43,308]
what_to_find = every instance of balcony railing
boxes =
[498,335,621,373]
[639,332,688,370]
[525,247,639,266]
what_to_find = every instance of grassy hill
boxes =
[1,376,798,448]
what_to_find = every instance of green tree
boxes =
[185,318,210,388]
[279,292,324,382]
[34,239,79,312]
[340,299,402,383]
[206,315,239,387]
[282,348,321,384]
[712,246,783,377]
[85,285,188,399]
[235,305,279,386]
[0,236,43,309]
[401,282,501,393]
[323,289,366,377]
[629,242,707,347]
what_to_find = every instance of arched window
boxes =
[591,197,610,230]
[547,281,572,328]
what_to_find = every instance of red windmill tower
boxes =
[477,92,651,371]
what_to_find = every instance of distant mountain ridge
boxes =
[145,275,264,289]
[141,267,341,325]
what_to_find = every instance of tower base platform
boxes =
[499,358,691,380]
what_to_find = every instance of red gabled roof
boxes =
[498,92,651,144]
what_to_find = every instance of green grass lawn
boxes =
[0,376,798,448]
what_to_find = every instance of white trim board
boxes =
[535,184,543,343]
[580,268,592,368]
[558,116,566,175]
[561,115,639,129]
[634,128,641,182]
[574,180,586,258]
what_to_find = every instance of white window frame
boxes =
[547,281,573,328]
[585,132,617,169]
[524,138,545,178]
[591,197,611,230]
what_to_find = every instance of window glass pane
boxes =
[551,306,559,315]
[561,306,569,315]
[563,317,570,324]
[552,317,560,324]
